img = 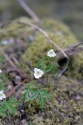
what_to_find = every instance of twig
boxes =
[57,44,83,60]
[72,42,83,48]
[54,58,69,80]
[12,57,20,66]
[17,20,69,59]
[0,47,27,79]
[47,100,83,125]
[0,47,16,69]
[17,0,40,23]
[46,99,70,119]
[6,77,29,98]
[6,82,22,98]
[17,20,69,78]
[55,43,83,79]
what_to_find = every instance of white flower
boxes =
[0,70,2,73]
[0,91,6,100]
[47,49,56,57]
[34,68,44,79]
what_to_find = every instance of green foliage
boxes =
[0,56,7,80]
[0,101,7,117]
[0,97,19,117]
[0,73,8,80]
[0,81,6,91]
[28,122,34,125]
[24,83,52,108]
[39,88,52,108]
[0,56,16,117]
[36,56,58,76]
[0,56,5,65]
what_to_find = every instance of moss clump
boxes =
[0,17,36,40]
[1,77,83,125]
[22,18,78,64]
[23,76,83,125]
[0,17,81,80]
[21,18,83,79]
[0,17,83,125]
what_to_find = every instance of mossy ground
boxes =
[1,77,83,125]
[21,18,83,80]
[0,17,83,125]
[21,76,83,125]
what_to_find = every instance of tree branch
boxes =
[57,43,83,60]
[17,20,69,59]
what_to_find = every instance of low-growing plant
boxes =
[0,49,57,120]
[36,49,58,76]
[24,83,52,108]
[0,56,5,65]
[0,97,19,117]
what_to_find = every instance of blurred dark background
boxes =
[0,0,83,41]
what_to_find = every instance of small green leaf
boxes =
[29,89,38,94]
[0,109,6,117]
[25,91,31,100]
[0,84,6,91]
[40,89,52,99]
[1,74,8,80]
[31,92,39,100]
[26,83,37,89]
[9,106,17,114]
[5,101,13,114]
[25,88,39,101]
[40,94,46,108]
[0,106,6,117]
[0,56,5,65]
[45,66,53,73]
[0,56,4,61]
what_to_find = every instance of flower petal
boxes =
[0,70,2,73]
[47,49,56,57]
[34,68,38,72]
[34,68,44,79]
[0,91,6,100]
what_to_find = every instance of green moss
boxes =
[23,76,83,125]
[0,17,83,124]
[0,17,35,40]
[21,18,83,79]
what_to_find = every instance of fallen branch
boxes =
[57,42,83,60]
[17,0,40,23]
[0,48,30,98]
[17,20,70,77]
[6,82,22,98]
[17,20,69,59]
[0,47,27,79]
[5,78,29,98]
